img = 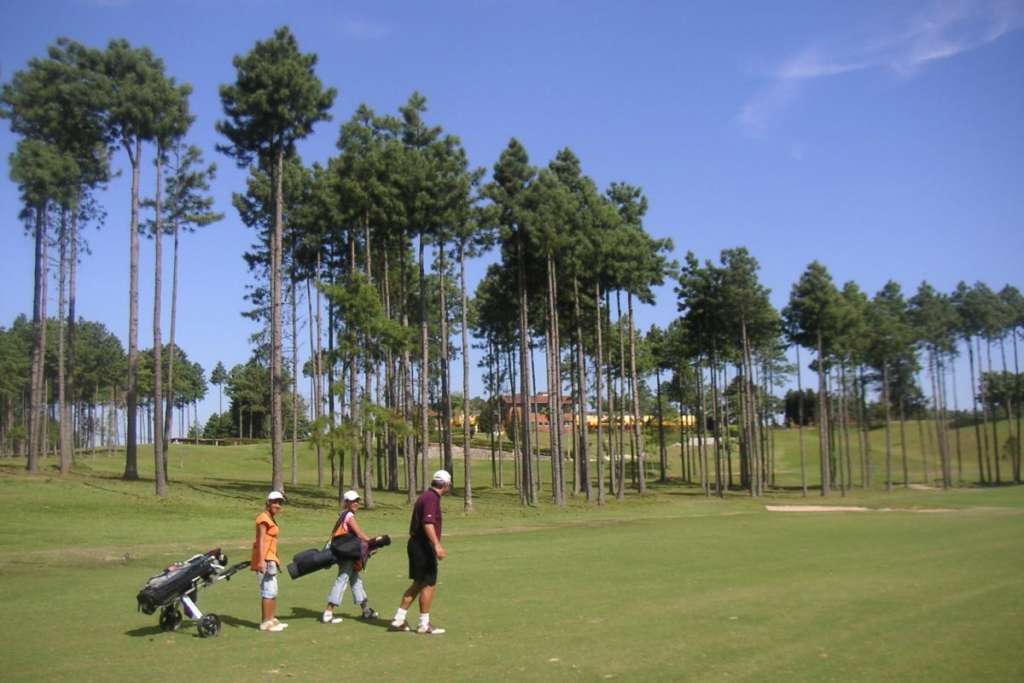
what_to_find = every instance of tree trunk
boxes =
[348,235,359,494]
[459,242,473,511]
[697,358,710,496]
[897,396,910,486]
[947,352,963,484]
[546,251,564,506]
[984,340,1001,484]
[163,215,179,464]
[437,244,454,477]
[515,236,534,506]
[627,291,645,494]
[882,362,893,492]
[615,292,627,498]
[153,148,167,497]
[916,408,929,485]
[32,226,46,466]
[270,147,285,492]
[795,345,807,496]
[552,263,566,504]
[855,366,868,488]
[328,253,339,489]
[568,338,579,494]
[305,276,323,486]
[976,337,992,483]
[1013,331,1022,484]
[362,219,374,509]
[399,245,414,501]
[529,340,542,494]
[507,348,520,495]
[607,292,620,498]
[418,235,430,493]
[927,349,949,489]
[998,338,1018,484]
[68,206,79,463]
[290,278,298,486]
[381,247,398,492]
[839,366,847,493]
[656,367,667,482]
[124,137,142,481]
[573,278,591,501]
[721,364,733,490]
[710,347,723,497]
[741,321,760,496]
[593,280,605,505]
[966,337,986,484]
[816,330,830,496]
[488,338,498,488]
[58,210,71,474]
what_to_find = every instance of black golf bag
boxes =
[287,547,336,580]
[135,548,249,637]
[287,534,391,580]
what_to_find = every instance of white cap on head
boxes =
[267,490,286,502]
[343,490,361,502]
[432,470,452,486]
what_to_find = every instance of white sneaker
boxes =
[260,620,285,632]
[321,613,343,624]
[272,618,289,629]
[417,623,445,635]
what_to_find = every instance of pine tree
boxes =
[218,26,335,491]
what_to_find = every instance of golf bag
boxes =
[287,547,336,580]
[287,534,391,581]
[135,548,249,638]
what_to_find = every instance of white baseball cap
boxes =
[343,490,361,502]
[432,470,452,486]
[267,490,286,502]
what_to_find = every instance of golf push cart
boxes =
[136,548,249,637]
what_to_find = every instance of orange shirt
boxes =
[252,510,280,567]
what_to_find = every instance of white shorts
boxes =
[258,561,279,599]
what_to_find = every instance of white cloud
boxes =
[738,0,1024,131]
[774,50,867,80]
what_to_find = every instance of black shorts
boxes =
[407,536,438,586]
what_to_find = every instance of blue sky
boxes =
[2,0,1022,431]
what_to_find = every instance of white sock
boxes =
[393,608,407,624]
[419,613,430,628]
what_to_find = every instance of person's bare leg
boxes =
[400,581,423,610]
[418,585,435,614]
[391,582,424,630]
[262,598,274,623]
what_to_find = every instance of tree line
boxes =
[4,27,1021,506]
[0,315,207,457]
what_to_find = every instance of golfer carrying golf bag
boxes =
[321,490,379,624]
[389,469,450,635]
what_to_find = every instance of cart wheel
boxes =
[198,614,221,638]
[159,607,183,632]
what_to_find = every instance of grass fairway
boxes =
[2,442,1023,682]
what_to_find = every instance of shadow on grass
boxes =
[285,606,327,623]
[125,623,165,637]
[283,606,391,629]
[218,613,261,630]
[126,612,260,638]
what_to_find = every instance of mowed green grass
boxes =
[1,438,1023,682]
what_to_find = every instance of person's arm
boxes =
[254,523,268,572]
[346,515,370,542]
[423,523,446,560]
